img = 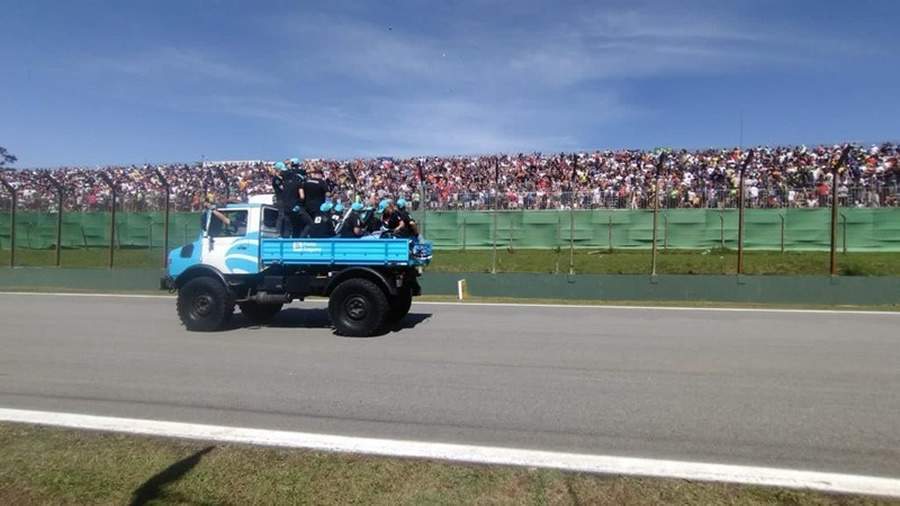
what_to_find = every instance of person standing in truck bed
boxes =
[301,166,328,218]
[281,161,310,238]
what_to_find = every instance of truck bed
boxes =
[260,238,424,267]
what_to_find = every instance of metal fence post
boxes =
[719,212,725,249]
[155,169,171,268]
[650,153,666,276]
[491,159,499,274]
[0,177,16,267]
[737,150,754,274]
[44,175,65,266]
[841,213,847,254]
[418,161,427,239]
[830,146,851,275]
[569,154,577,276]
[100,174,117,268]
[569,195,575,275]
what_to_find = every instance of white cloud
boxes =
[275,6,812,90]
[76,3,871,157]
[91,47,275,86]
[198,91,634,157]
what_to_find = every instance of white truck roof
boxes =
[247,194,275,205]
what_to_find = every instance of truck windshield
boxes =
[208,210,248,237]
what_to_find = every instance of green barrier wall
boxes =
[1,208,899,251]
[0,212,202,250]
[0,268,897,305]
[417,208,900,251]
[424,273,900,305]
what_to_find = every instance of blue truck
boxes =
[162,201,432,336]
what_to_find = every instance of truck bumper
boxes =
[160,276,175,291]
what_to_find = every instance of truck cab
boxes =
[163,202,431,336]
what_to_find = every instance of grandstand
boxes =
[0,143,896,212]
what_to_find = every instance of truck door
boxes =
[204,208,259,274]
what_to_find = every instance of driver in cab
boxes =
[209,208,248,237]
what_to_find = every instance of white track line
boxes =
[1,408,898,498]
[411,301,900,315]
[0,291,171,299]
[0,291,897,315]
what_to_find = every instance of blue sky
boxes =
[2,0,898,167]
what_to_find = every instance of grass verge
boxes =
[1,423,893,506]
[430,249,900,276]
[2,248,900,276]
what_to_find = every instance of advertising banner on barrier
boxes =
[1,208,899,251]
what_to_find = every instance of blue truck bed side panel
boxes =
[261,238,411,266]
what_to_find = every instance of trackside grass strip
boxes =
[3,248,900,276]
[0,423,895,505]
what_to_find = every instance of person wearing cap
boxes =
[307,201,336,238]
[361,195,382,233]
[301,166,328,217]
[270,161,292,237]
[330,202,345,230]
[380,199,406,237]
[339,202,366,238]
[275,160,312,238]
[394,197,419,237]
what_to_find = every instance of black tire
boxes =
[176,277,233,331]
[387,287,413,323]
[328,278,389,337]
[239,301,283,323]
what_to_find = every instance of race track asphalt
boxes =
[0,293,898,477]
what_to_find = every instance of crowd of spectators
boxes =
[1,143,898,212]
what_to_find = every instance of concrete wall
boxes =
[0,268,897,306]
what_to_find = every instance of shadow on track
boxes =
[226,307,432,337]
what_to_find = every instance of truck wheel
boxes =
[328,278,388,337]
[387,287,413,323]
[239,301,283,323]
[177,277,233,331]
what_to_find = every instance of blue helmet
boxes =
[334,203,344,213]
[274,161,286,171]
[320,202,333,213]
[289,157,300,164]
[351,202,364,211]
[396,198,408,209]
[378,198,392,212]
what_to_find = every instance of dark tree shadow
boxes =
[225,307,432,336]
[130,446,214,506]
